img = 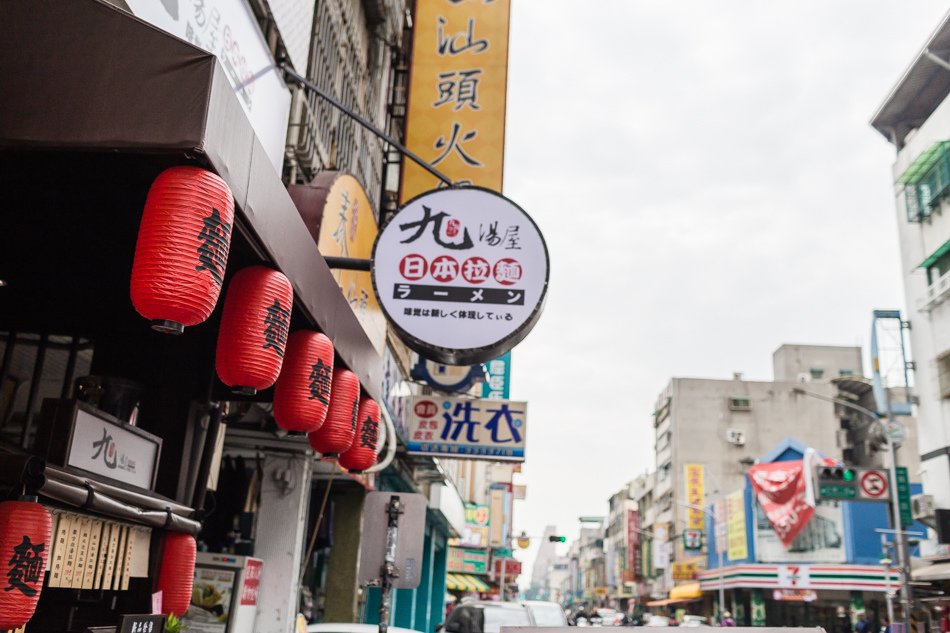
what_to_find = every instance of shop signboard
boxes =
[896,466,913,528]
[310,173,387,354]
[50,402,162,492]
[492,557,522,576]
[373,187,549,365]
[488,487,509,547]
[726,490,748,561]
[482,352,511,399]
[447,546,489,574]
[684,464,705,530]
[381,345,412,441]
[403,395,527,461]
[714,497,728,555]
[754,502,845,564]
[626,510,640,580]
[652,524,670,570]
[124,0,291,172]
[460,503,491,548]
[411,356,484,393]
[772,589,817,602]
[400,0,511,201]
[683,529,702,550]
[671,559,698,581]
[749,460,813,547]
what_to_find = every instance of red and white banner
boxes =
[748,461,813,547]
[626,510,640,580]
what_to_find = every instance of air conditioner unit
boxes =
[912,494,936,521]
[726,428,746,446]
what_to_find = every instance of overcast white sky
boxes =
[501,2,950,578]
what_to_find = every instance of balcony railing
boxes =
[918,268,950,312]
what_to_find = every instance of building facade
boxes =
[872,9,950,557]
[650,344,920,602]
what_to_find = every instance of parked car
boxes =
[440,601,533,633]
[308,624,423,633]
[523,601,568,627]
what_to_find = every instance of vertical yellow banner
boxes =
[727,490,748,560]
[401,0,511,201]
[684,464,705,530]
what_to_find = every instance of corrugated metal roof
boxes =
[871,10,950,149]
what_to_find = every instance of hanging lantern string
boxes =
[298,467,336,588]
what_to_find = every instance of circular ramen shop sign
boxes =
[372,187,549,365]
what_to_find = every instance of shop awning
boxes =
[446,574,489,592]
[919,238,950,270]
[0,0,382,401]
[913,561,950,582]
[670,582,703,601]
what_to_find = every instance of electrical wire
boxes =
[299,467,336,588]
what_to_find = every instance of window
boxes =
[809,368,824,380]
[839,368,854,377]
[656,430,671,452]
[926,245,950,286]
[728,396,752,411]
[938,350,950,399]
[898,141,950,222]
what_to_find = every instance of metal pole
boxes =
[793,387,914,626]
[881,533,895,625]
[281,65,455,188]
[877,373,913,629]
[379,495,403,633]
[884,432,913,627]
[718,547,725,622]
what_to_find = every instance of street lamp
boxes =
[793,386,914,628]
[678,501,725,623]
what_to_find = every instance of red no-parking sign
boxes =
[859,470,889,500]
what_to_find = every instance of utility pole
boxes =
[793,386,914,629]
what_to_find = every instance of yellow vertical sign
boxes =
[401,0,511,201]
[315,174,387,354]
[684,464,705,530]
[727,490,748,561]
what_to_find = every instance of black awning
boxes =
[0,0,382,400]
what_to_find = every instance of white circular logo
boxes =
[372,187,549,364]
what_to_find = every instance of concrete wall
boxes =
[668,377,838,539]
[772,344,863,382]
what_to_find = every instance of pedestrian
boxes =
[941,606,950,633]
[720,610,736,627]
[880,617,891,633]
[855,611,872,633]
[836,608,853,633]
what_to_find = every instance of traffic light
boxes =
[548,535,566,542]
[814,465,890,502]
[821,466,856,482]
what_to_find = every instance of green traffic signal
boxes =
[549,535,567,542]
[843,469,855,482]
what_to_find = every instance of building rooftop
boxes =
[871,10,950,149]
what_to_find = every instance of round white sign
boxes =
[372,187,549,365]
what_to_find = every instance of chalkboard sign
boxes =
[117,614,166,633]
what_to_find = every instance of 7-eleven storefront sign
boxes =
[698,564,899,592]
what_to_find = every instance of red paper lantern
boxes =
[157,532,196,617]
[131,166,235,334]
[273,331,335,432]
[308,369,360,456]
[0,499,52,631]
[216,266,294,395]
[339,397,381,473]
